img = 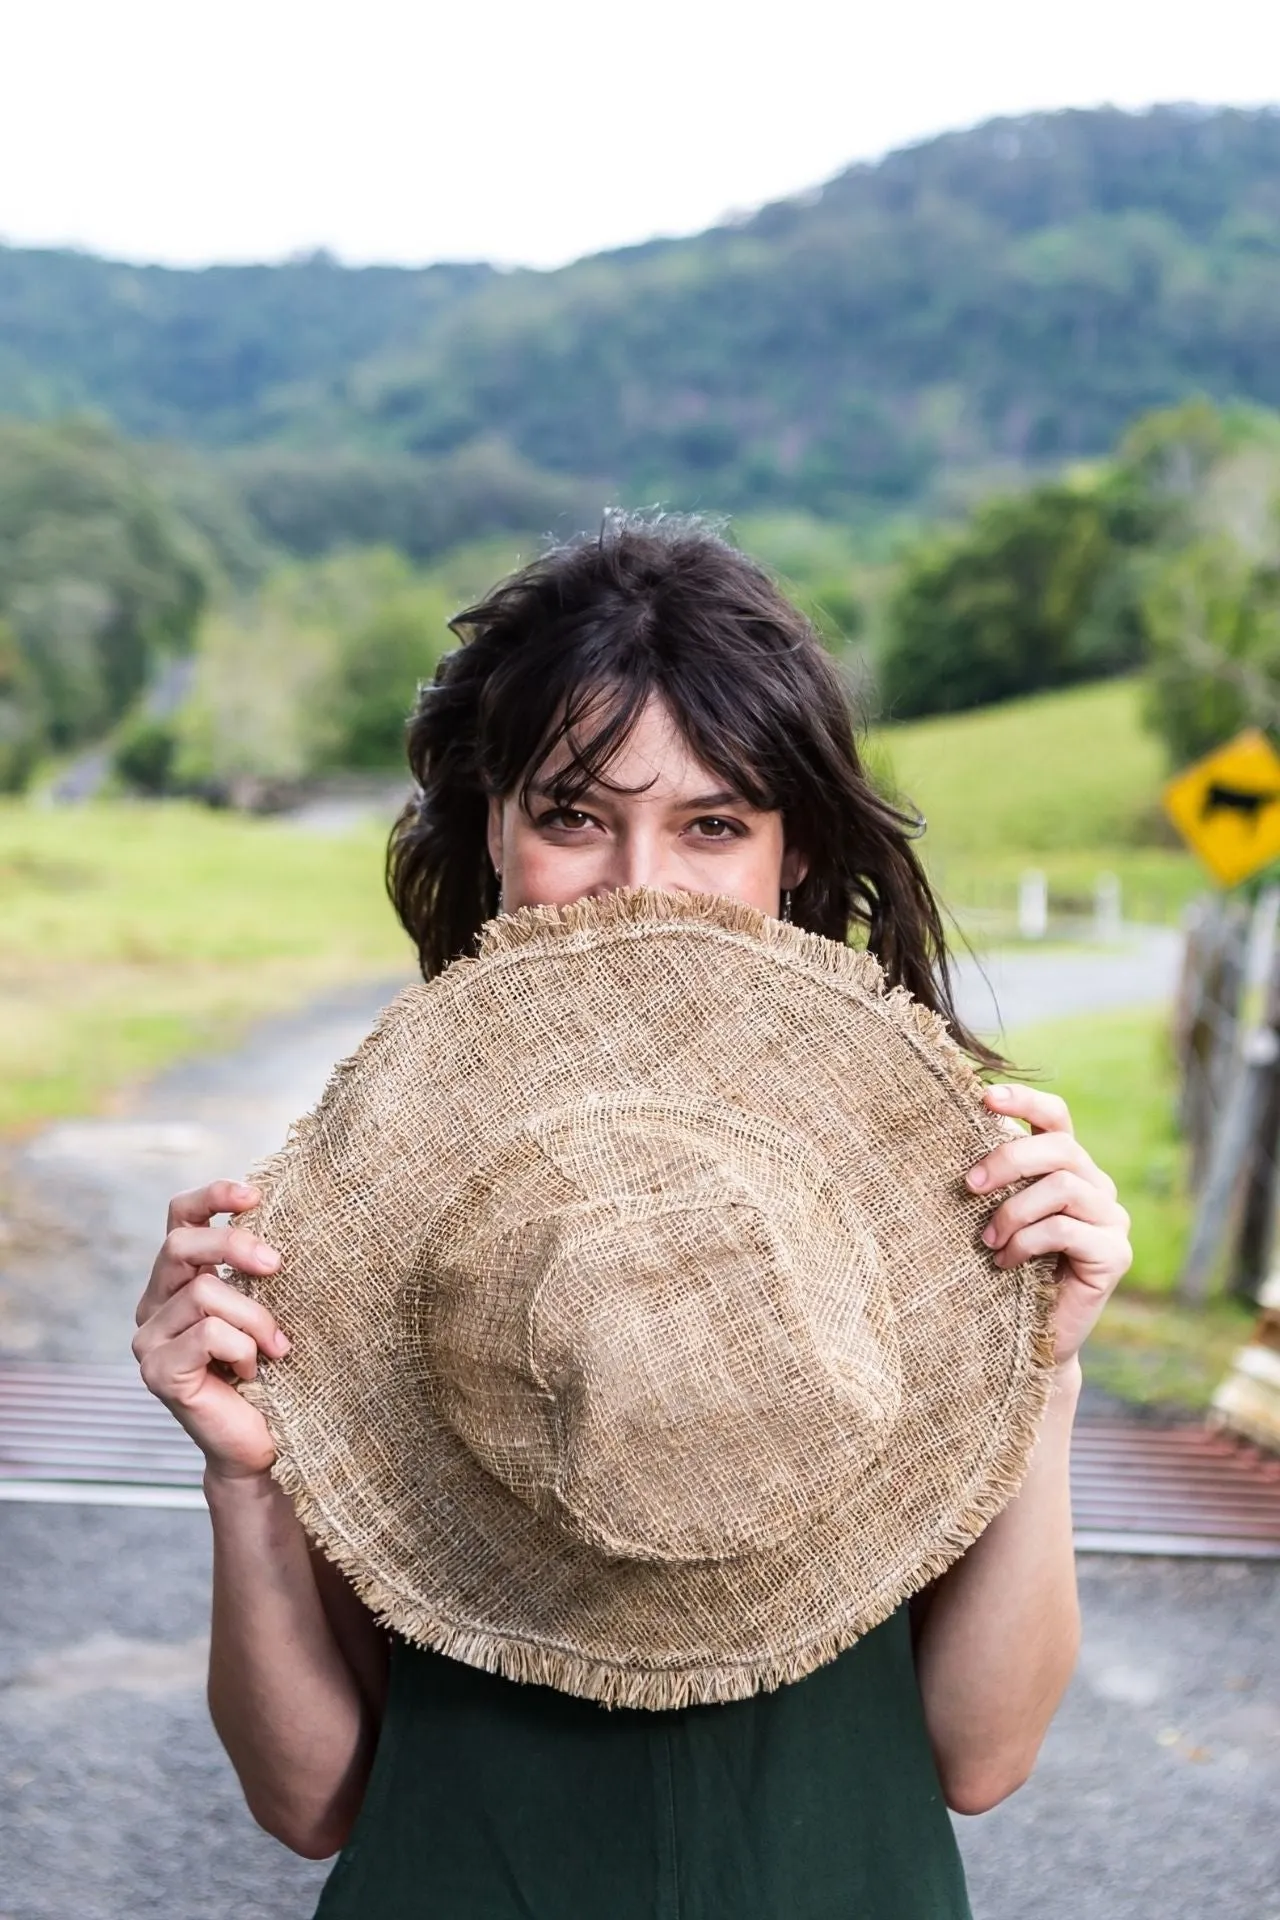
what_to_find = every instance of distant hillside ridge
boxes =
[0,251,493,445]
[2,105,1279,514]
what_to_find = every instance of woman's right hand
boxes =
[132,1179,289,1482]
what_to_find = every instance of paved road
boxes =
[5,928,1274,1920]
[952,927,1183,1038]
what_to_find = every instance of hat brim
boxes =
[237,889,1057,1710]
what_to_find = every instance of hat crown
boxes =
[408,1090,902,1565]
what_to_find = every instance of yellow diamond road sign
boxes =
[1163,728,1280,888]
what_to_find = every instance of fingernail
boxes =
[272,1331,291,1357]
[232,1183,258,1202]
[256,1246,280,1270]
[966,1166,987,1190]
[982,1223,997,1247]
[986,1085,1010,1104]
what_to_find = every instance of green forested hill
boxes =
[0,251,492,444]
[356,106,1280,513]
[2,105,1279,520]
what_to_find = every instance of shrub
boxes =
[113,715,180,795]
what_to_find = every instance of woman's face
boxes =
[487,693,808,917]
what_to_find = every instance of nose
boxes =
[603,832,680,897]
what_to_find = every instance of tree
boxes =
[325,587,453,769]
[877,482,1142,719]
[0,616,42,791]
[167,549,455,795]
[1142,542,1280,764]
[1130,402,1280,765]
[0,418,207,747]
[173,601,340,796]
[223,438,599,564]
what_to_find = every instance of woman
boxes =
[134,516,1132,1916]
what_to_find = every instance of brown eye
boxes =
[691,816,744,841]
[540,807,593,831]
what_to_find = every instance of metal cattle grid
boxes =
[2,1363,1280,1555]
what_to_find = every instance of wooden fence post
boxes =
[1174,895,1249,1193]
[1172,898,1211,1137]
[1177,888,1280,1305]
[1231,928,1280,1301]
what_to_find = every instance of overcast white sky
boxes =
[2,0,1277,270]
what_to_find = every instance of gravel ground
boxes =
[0,1504,330,1920]
[1,1501,1275,1920]
[0,978,407,1366]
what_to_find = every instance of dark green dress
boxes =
[314,1605,972,1919]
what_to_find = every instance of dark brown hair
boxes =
[388,514,999,1063]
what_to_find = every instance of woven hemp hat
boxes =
[235,888,1057,1710]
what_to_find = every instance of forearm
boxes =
[205,1469,376,1858]
[913,1359,1082,1814]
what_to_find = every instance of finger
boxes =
[134,1273,290,1363]
[983,1083,1073,1136]
[137,1224,280,1324]
[992,1215,1123,1278]
[139,1316,263,1398]
[166,1181,262,1233]
[163,1223,281,1278]
[981,1173,1123,1251]
[966,1130,1108,1197]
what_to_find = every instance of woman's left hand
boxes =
[966,1083,1132,1368]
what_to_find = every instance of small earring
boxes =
[495,867,505,914]
[781,889,793,924]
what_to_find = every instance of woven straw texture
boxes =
[235,888,1057,1710]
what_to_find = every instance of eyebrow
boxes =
[679,790,747,811]
[530,780,747,811]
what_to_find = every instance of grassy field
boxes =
[873,677,1203,927]
[0,801,412,1134]
[1078,1291,1254,1413]
[1003,1003,1254,1410]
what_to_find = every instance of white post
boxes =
[1094,872,1123,943]
[1018,869,1048,941]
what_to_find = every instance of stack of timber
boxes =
[1212,1272,1280,1451]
